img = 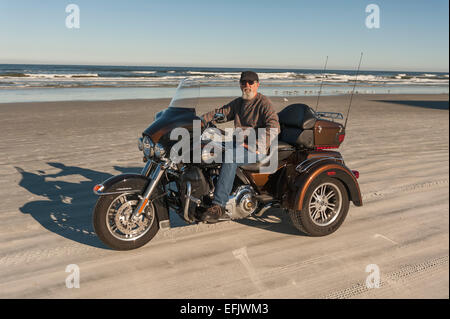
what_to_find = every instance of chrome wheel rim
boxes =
[308,182,342,226]
[106,194,155,241]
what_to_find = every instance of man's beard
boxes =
[242,88,256,100]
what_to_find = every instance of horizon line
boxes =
[0,61,448,74]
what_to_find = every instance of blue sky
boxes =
[0,0,448,71]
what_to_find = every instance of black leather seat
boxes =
[278,103,317,149]
[240,141,294,172]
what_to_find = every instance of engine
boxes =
[179,166,258,221]
[225,185,259,219]
[179,166,211,222]
[180,166,211,200]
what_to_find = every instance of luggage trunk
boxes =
[313,119,345,148]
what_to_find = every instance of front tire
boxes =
[289,177,349,236]
[93,193,160,250]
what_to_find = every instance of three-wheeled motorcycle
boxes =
[92,79,362,250]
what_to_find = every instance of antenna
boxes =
[315,55,329,112]
[344,52,363,129]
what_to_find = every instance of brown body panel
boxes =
[244,164,286,189]
[295,163,362,211]
[249,172,271,187]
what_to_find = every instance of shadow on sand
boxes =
[16,162,304,250]
[374,100,449,110]
[15,162,142,249]
[236,208,306,237]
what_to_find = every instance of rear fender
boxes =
[293,160,363,211]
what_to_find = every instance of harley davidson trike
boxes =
[92,79,362,250]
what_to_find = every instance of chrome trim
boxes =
[105,194,156,241]
[316,111,344,120]
[296,156,344,173]
[141,160,154,177]
[189,195,201,206]
[225,185,258,219]
[183,182,193,222]
[143,136,154,158]
[159,220,171,230]
[130,163,166,218]
[154,143,166,158]
[308,182,342,226]
[94,184,144,196]
[255,202,275,217]
[95,189,142,196]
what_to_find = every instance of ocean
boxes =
[0,64,448,103]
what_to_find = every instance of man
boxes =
[200,71,280,223]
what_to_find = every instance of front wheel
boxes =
[289,177,349,236]
[93,193,159,250]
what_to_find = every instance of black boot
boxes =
[202,204,226,223]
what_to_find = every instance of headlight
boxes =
[142,136,154,158]
[154,143,166,158]
[138,137,144,151]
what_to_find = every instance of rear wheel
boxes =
[289,177,349,236]
[93,193,160,250]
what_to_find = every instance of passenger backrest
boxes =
[278,103,317,130]
[278,104,317,148]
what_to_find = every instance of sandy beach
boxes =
[0,93,448,298]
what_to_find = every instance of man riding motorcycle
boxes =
[200,71,280,223]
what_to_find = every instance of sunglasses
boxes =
[240,80,257,85]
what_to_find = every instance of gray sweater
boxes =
[201,93,280,153]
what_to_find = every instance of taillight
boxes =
[351,170,359,179]
[339,134,345,143]
[316,146,339,150]
[327,171,336,176]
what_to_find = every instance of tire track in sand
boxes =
[362,178,448,202]
[321,255,448,299]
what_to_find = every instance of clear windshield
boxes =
[168,78,200,109]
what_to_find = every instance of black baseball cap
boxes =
[240,71,259,82]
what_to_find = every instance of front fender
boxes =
[293,160,363,211]
[93,173,170,225]
[93,173,149,195]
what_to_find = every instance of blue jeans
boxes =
[212,147,265,206]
